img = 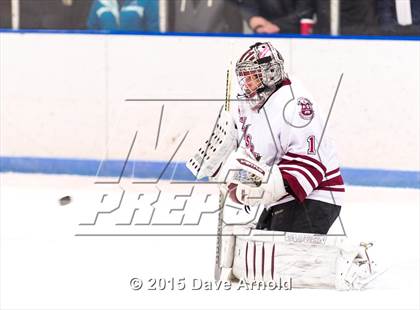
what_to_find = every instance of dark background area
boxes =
[0,0,418,36]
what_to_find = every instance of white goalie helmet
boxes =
[236,42,288,109]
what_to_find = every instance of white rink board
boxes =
[1,33,419,171]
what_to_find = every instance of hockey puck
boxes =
[59,195,72,206]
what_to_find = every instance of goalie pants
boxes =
[256,199,341,234]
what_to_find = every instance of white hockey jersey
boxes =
[230,78,345,207]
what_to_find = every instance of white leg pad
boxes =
[230,230,383,290]
[232,232,339,288]
[219,267,235,281]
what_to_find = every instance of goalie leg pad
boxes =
[215,224,237,281]
[231,231,383,290]
[232,231,338,288]
[335,240,383,290]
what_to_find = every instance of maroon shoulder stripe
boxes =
[279,159,324,183]
[326,168,340,176]
[318,186,345,192]
[280,166,317,189]
[285,152,327,173]
[319,175,344,187]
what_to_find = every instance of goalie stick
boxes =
[214,65,232,281]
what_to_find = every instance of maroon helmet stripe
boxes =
[245,241,249,278]
[271,243,275,280]
[244,52,253,61]
[239,49,252,62]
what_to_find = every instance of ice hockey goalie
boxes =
[187,42,383,290]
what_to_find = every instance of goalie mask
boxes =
[236,42,288,110]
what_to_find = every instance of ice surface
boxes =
[0,173,419,309]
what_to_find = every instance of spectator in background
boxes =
[376,0,420,36]
[20,0,91,30]
[169,0,242,33]
[120,0,159,31]
[87,0,159,32]
[87,0,119,30]
[238,0,310,34]
[298,0,378,35]
[0,0,12,28]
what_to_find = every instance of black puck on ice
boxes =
[59,196,72,206]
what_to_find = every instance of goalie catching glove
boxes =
[218,148,287,207]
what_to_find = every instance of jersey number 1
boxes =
[307,135,316,155]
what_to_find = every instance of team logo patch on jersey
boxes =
[298,97,314,120]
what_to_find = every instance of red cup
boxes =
[300,18,314,35]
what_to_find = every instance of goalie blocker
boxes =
[186,107,237,180]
